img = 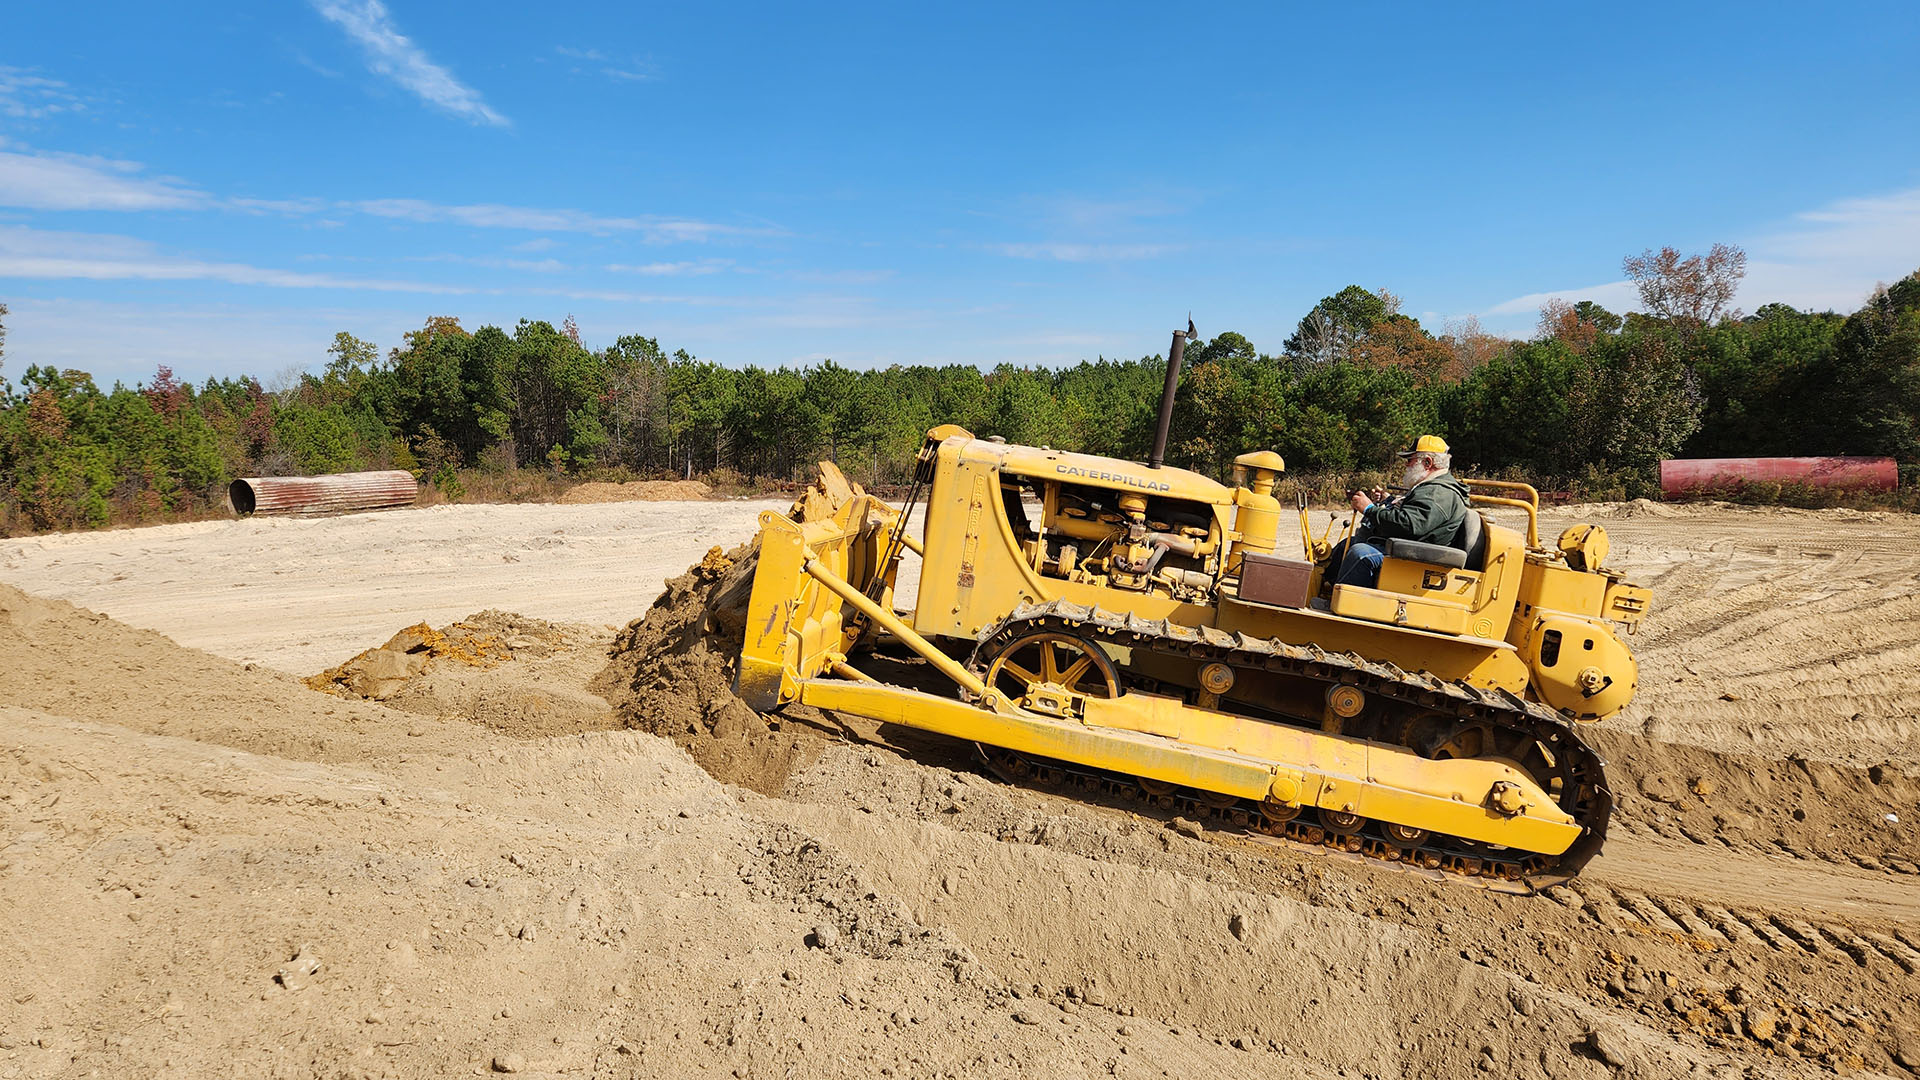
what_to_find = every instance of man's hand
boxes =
[1349,490,1373,512]
[1370,486,1391,502]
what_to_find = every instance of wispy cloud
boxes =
[229,195,331,215]
[354,197,772,241]
[787,267,895,284]
[0,146,207,211]
[1485,280,1637,318]
[0,66,85,121]
[288,47,344,81]
[1,139,771,249]
[605,259,731,276]
[1035,194,1189,231]
[554,45,656,83]
[310,0,509,127]
[1484,185,1920,324]
[990,241,1177,262]
[1743,187,1920,311]
[0,224,469,294]
[410,252,569,273]
[993,330,1118,348]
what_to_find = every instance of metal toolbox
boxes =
[1239,552,1314,608]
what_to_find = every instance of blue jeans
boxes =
[1335,541,1385,588]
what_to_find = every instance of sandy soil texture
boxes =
[4,498,1920,1078]
[0,500,785,673]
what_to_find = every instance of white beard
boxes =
[1401,464,1426,488]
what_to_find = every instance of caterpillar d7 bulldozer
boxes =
[734,327,1651,890]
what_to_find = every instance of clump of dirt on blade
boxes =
[591,463,874,795]
[591,541,819,795]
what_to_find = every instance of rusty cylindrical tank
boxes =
[1659,456,1897,496]
[227,470,420,516]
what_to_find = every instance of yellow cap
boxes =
[1397,434,1449,457]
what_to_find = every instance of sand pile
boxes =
[0,581,475,763]
[306,619,512,699]
[307,611,620,736]
[558,478,713,503]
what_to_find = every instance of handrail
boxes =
[1462,478,1539,510]
[1469,494,1540,548]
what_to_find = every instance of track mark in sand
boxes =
[1615,891,1689,934]
[1698,905,1764,948]
[1649,896,1726,942]
[1572,882,1920,974]
[1863,932,1920,974]
[1739,911,1807,954]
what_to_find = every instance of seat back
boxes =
[1458,510,1487,571]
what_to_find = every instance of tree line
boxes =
[2,249,1918,532]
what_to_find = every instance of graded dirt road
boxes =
[3,498,1918,1078]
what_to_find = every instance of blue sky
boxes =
[3,1,1918,387]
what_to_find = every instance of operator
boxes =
[1331,435,1470,588]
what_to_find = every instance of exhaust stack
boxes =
[1148,318,1194,470]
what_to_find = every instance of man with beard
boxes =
[1329,435,1470,589]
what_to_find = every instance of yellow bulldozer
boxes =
[734,326,1651,890]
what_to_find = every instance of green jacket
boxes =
[1363,474,1470,547]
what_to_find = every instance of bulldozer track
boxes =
[965,598,1613,893]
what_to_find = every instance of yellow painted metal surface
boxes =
[1517,559,1607,616]
[796,679,1581,854]
[1518,613,1639,720]
[737,492,906,711]
[1329,584,1472,636]
[990,440,1236,504]
[1375,559,1479,606]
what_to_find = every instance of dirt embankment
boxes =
[558,479,714,503]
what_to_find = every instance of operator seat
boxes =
[1378,509,1485,572]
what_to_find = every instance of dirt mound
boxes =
[558,478,713,503]
[308,620,509,699]
[591,542,821,794]
[307,610,620,737]
[590,464,878,794]
[1594,729,1920,870]
[1559,498,1901,524]
[765,736,1920,1078]
[0,581,474,763]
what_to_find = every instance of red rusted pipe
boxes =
[228,470,420,516]
[1660,457,1897,496]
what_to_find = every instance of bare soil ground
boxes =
[4,498,1919,1078]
